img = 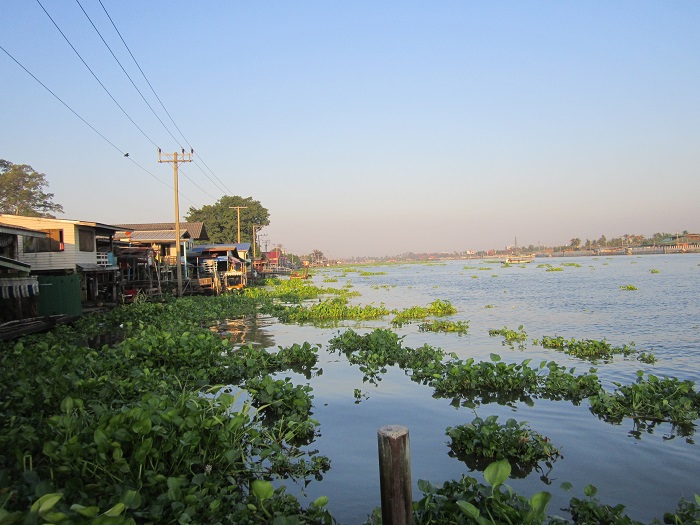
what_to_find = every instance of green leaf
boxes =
[313,496,329,508]
[456,500,480,519]
[121,489,141,509]
[70,504,100,518]
[93,429,109,450]
[560,481,573,492]
[134,438,153,463]
[489,353,501,362]
[252,480,274,502]
[132,416,152,435]
[31,493,62,514]
[417,479,436,494]
[583,484,598,498]
[529,491,551,515]
[101,502,125,517]
[60,396,74,413]
[484,459,511,488]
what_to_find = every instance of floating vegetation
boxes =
[637,352,658,364]
[447,416,562,477]
[402,463,700,525]
[546,267,564,272]
[0,297,333,524]
[391,300,457,326]
[620,284,638,290]
[323,277,338,282]
[274,297,390,324]
[418,319,470,335]
[650,268,661,274]
[562,262,582,267]
[484,304,496,309]
[536,336,655,364]
[359,270,387,276]
[589,372,700,426]
[489,325,528,349]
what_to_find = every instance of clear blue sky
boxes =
[2,1,699,258]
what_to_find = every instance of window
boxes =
[24,229,64,253]
[78,229,95,252]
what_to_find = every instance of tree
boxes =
[185,195,270,246]
[569,238,581,249]
[0,160,64,217]
[311,249,325,266]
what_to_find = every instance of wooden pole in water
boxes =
[378,425,413,525]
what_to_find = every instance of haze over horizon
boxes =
[2,2,698,259]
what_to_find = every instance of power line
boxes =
[36,0,211,206]
[178,165,219,202]
[74,0,182,150]
[0,42,197,208]
[36,0,161,150]
[97,0,236,197]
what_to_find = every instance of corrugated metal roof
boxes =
[126,230,191,242]
[115,222,208,240]
[189,243,250,253]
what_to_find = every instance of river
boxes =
[233,254,700,524]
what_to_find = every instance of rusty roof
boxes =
[115,222,208,240]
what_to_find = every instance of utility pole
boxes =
[229,206,247,243]
[252,225,263,258]
[158,148,192,297]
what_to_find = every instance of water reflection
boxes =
[209,313,277,348]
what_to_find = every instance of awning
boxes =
[0,277,39,299]
[0,256,31,272]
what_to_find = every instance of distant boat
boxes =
[290,267,310,280]
[503,255,535,264]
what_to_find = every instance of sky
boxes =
[2,1,699,258]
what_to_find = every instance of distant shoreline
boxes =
[458,246,700,261]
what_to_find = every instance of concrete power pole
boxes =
[229,206,247,243]
[158,148,193,297]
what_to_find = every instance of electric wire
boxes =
[84,0,230,197]
[0,43,197,208]
[36,0,213,206]
[97,0,236,197]
[177,166,219,202]
[36,0,161,150]
[74,0,185,152]
[75,0,225,201]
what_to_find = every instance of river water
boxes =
[235,254,700,524]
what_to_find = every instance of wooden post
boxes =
[378,425,413,525]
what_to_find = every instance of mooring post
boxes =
[378,425,413,525]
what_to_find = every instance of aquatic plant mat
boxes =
[1,269,699,524]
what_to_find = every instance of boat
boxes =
[290,267,310,280]
[223,270,245,291]
[503,255,535,264]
